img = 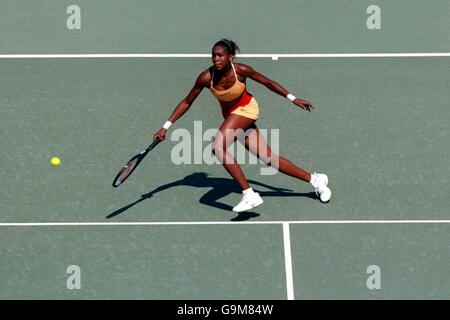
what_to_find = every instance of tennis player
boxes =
[153,39,331,212]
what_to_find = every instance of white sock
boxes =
[309,173,317,186]
[243,187,254,195]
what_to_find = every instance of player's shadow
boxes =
[106,172,317,221]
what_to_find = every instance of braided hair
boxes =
[213,38,240,55]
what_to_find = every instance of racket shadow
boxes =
[106,172,317,220]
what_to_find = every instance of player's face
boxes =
[211,45,233,70]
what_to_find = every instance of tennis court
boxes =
[1,0,449,299]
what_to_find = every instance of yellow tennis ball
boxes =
[51,156,61,167]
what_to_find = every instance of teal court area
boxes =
[0,0,449,299]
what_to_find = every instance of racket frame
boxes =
[112,138,161,188]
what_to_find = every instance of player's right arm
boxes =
[154,70,210,141]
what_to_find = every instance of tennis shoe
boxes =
[311,173,331,203]
[232,191,264,213]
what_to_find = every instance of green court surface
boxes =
[1,0,449,53]
[0,0,449,300]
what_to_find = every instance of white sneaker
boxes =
[311,173,331,203]
[232,191,264,213]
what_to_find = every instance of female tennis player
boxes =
[153,39,331,213]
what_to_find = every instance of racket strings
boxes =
[112,139,160,188]
[114,157,140,187]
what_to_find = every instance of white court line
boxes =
[1,220,450,226]
[0,53,449,59]
[282,223,295,300]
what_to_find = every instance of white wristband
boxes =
[163,121,172,130]
[286,93,296,102]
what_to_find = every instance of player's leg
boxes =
[212,114,254,190]
[243,126,331,203]
[212,115,264,212]
[243,126,311,182]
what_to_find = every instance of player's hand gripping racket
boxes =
[112,138,161,188]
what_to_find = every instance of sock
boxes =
[309,173,317,186]
[242,187,254,195]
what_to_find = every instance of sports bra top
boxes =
[210,63,246,102]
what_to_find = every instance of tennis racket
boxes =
[112,138,161,188]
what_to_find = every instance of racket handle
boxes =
[149,137,161,150]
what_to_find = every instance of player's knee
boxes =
[211,141,226,157]
[261,154,278,167]
[268,156,280,169]
[258,151,273,163]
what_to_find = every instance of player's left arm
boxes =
[238,63,314,111]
